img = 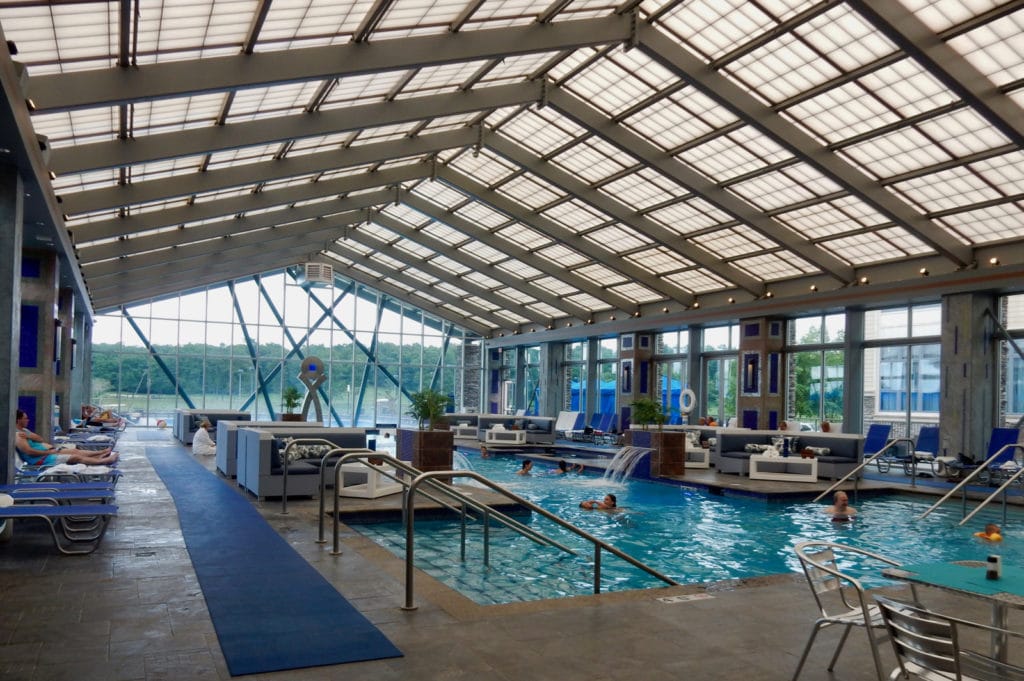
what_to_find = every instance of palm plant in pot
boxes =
[630,397,667,431]
[400,388,454,478]
[281,385,304,421]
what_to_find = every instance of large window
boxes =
[702,324,738,424]
[596,338,618,417]
[90,268,479,428]
[655,330,689,424]
[863,304,941,438]
[522,345,541,415]
[787,314,845,430]
[563,342,587,412]
[1002,294,1024,426]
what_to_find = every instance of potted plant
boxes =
[630,397,667,431]
[628,397,684,477]
[281,385,304,421]
[399,388,454,479]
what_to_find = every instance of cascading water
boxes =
[453,450,474,471]
[602,446,649,484]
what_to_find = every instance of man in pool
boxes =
[580,493,617,510]
[824,490,856,521]
[517,459,533,476]
[554,459,584,474]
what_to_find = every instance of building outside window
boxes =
[702,324,739,425]
[655,330,689,424]
[787,313,845,430]
[563,341,587,412]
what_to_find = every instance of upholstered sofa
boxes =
[215,420,317,478]
[476,415,556,444]
[236,427,370,499]
[713,429,864,480]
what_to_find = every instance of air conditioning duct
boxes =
[301,262,333,286]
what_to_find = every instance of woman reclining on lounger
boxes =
[15,410,119,467]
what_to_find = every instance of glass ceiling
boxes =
[1,0,1022,338]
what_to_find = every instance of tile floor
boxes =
[0,429,1014,680]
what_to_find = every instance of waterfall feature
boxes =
[453,450,474,471]
[602,446,650,484]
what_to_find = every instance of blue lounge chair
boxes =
[0,504,118,554]
[865,424,896,472]
[905,425,940,476]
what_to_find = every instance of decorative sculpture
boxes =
[298,356,327,422]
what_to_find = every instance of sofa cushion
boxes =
[286,443,334,463]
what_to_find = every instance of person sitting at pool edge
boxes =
[580,493,617,510]
[975,523,1003,542]
[824,490,856,521]
[555,459,584,475]
[517,459,533,476]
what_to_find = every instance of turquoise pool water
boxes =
[350,452,1023,605]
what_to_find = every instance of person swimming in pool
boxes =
[554,459,584,475]
[975,523,1003,542]
[824,490,856,522]
[580,493,617,510]
[517,459,533,476]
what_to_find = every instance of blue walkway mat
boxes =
[147,447,402,676]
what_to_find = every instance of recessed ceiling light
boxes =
[809,285,818,292]
[919,267,929,276]
[990,257,1000,266]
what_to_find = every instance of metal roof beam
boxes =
[28,15,633,112]
[636,21,975,268]
[51,83,540,175]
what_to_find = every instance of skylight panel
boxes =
[454,202,512,230]
[840,127,954,179]
[902,0,990,33]
[413,179,471,210]
[775,198,886,240]
[462,269,506,291]
[630,247,694,272]
[541,199,608,234]
[584,224,652,252]
[400,61,495,96]
[620,94,717,152]
[607,280,663,303]
[393,239,436,260]
[727,31,842,104]
[573,262,627,288]
[939,205,1024,244]
[646,198,733,235]
[678,127,787,182]
[859,59,958,118]
[496,259,543,280]
[702,227,766,259]
[535,243,589,268]
[822,230,914,265]
[258,0,369,46]
[52,168,119,196]
[969,150,1024,194]
[380,203,430,227]
[131,94,225,135]
[891,164,1003,213]
[457,241,506,265]
[492,307,531,325]
[433,281,472,299]
[782,80,901,143]
[129,155,209,183]
[206,144,281,168]
[46,3,117,67]
[483,53,558,85]
[447,148,519,185]
[421,221,472,246]
[527,301,568,319]
[359,221,401,243]
[949,13,1024,86]
[551,136,635,184]
[562,292,611,313]
[229,82,318,119]
[33,109,117,147]
[498,175,564,210]
[494,223,552,250]
[655,0,791,60]
[727,166,833,212]
[561,45,676,117]
[531,275,578,298]
[662,268,729,294]
[0,4,108,71]
[800,5,896,71]
[600,168,683,211]
[916,108,1009,157]
[497,109,583,157]
[732,251,815,281]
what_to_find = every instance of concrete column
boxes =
[843,309,865,436]
[56,287,74,431]
[941,292,999,462]
[539,342,559,416]
[619,331,654,428]
[0,164,23,486]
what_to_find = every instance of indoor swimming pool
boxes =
[350,451,1023,605]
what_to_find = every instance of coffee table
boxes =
[748,454,817,482]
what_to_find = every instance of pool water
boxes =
[350,452,1022,605]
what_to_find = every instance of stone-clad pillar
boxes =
[737,317,786,430]
[941,292,999,462]
[0,164,24,486]
[619,332,653,429]
[19,249,60,439]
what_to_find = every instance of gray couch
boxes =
[476,415,556,444]
[713,429,864,480]
[216,419,317,478]
[237,427,369,499]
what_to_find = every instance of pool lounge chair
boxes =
[0,503,118,554]
[944,427,1021,483]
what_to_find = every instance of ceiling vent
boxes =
[301,262,333,286]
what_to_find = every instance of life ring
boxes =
[156,419,167,429]
[679,388,696,414]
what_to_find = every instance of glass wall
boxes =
[563,341,587,412]
[787,313,845,430]
[655,330,689,424]
[522,345,541,415]
[702,324,739,425]
[1003,294,1024,427]
[863,303,941,438]
[90,268,480,428]
[596,338,618,417]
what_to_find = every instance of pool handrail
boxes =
[321,451,573,558]
[918,443,1024,522]
[812,437,910,503]
[403,469,680,611]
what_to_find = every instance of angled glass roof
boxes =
[1,0,1021,338]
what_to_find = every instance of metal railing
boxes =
[812,438,912,503]
[279,438,357,515]
[318,451,567,558]
[402,469,679,610]
[918,443,1024,522]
